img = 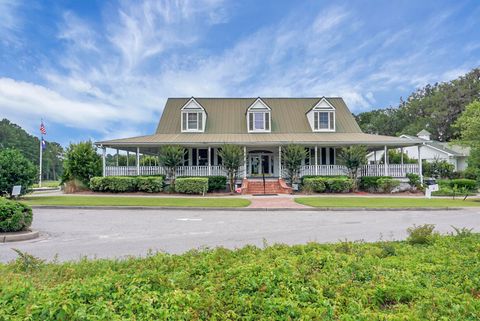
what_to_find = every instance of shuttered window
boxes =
[313,111,335,131]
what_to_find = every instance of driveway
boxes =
[1,208,479,262]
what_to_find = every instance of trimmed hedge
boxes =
[89,176,164,193]
[303,177,353,193]
[448,179,477,191]
[377,177,400,193]
[179,176,227,192]
[359,176,392,192]
[0,198,33,232]
[175,177,209,194]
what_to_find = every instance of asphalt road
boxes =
[1,207,479,262]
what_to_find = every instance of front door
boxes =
[249,154,272,176]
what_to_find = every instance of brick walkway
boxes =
[248,196,310,208]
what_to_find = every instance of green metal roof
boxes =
[97,97,423,148]
[156,97,362,134]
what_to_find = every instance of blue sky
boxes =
[0,0,479,147]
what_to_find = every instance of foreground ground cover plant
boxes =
[1,234,479,319]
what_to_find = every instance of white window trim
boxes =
[180,97,206,133]
[313,110,336,132]
[309,98,336,132]
[247,98,271,133]
[247,111,271,133]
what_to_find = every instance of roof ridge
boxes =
[167,97,344,99]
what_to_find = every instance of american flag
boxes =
[40,121,46,135]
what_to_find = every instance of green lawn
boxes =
[32,180,60,188]
[21,196,251,207]
[295,196,480,208]
[1,234,479,319]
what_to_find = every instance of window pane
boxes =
[187,113,198,130]
[329,148,335,164]
[319,112,329,129]
[198,149,208,166]
[254,112,264,130]
[321,147,327,165]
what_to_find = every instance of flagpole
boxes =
[39,135,43,188]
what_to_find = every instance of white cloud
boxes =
[0,77,119,132]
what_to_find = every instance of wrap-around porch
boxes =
[101,144,423,180]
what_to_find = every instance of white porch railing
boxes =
[105,164,420,178]
[360,164,420,177]
[299,165,349,176]
[105,165,225,177]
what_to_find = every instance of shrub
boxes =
[450,226,473,238]
[406,173,421,190]
[90,176,164,193]
[0,198,33,232]
[0,149,37,197]
[448,179,477,191]
[325,177,353,193]
[422,159,455,179]
[135,177,164,193]
[90,177,137,193]
[62,141,102,186]
[302,177,353,193]
[206,176,227,192]
[302,178,326,193]
[377,178,400,193]
[175,177,208,194]
[407,224,436,245]
[359,176,392,192]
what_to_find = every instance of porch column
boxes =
[418,145,423,183]
[208,146,211,176]
[102,147,106,177]
[116,149,119,166]
[400,147,404,177]
[315,146,318,175]
[384,145,388,176]
[243,146,247,179]
[136,147,140,176]
[278,146,282,178]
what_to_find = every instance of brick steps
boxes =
[241,179,292,194]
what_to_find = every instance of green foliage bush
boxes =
[406,173,421,190]
[303,177,326,193]
[175,177,208,194]
[359,176,392,192]
[0,198,33,232]
[302,177,353,193]
[180,176,227,192]
[62,141,102,186]
[0,148,37,197]
[135,177,164,193]
[407,224,437,245]
[448,179,477,191]
[1,234,480,319]
[376,178,400,193]
[89,176,164,193]
[422,160,455,179]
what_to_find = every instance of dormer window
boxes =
[247,98,271,133]
[181,98,206,132]
[314,111,334,130]
[307,97,336,132]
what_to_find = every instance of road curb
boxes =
[29,205,466,211]
[1,230,39,243]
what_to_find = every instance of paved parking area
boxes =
[1,207,479,262]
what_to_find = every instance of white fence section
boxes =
[105,165,225,177]
[106,164,419,178]
[360,164,419,178]
[299,165,349,176]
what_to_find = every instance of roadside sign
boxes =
[12,185,22,197]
